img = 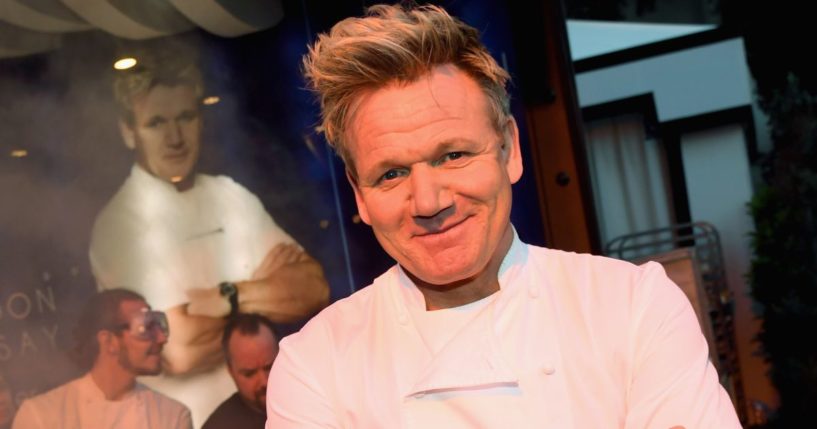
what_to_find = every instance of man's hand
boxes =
[186,287,230,318]
[167,244,329,375]
[251,243,308,280]
[239,245,329,323]
[162,304,227,375]
[184,243,321,319]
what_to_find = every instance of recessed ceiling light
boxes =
[114,57,137,70]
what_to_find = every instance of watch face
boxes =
[220,282,237,296]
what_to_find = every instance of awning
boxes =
[0,0,283,58]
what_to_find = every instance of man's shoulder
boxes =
[202,393,264,429]
[134,382,190,415]
[282,267,397,348]
[202,393,241,425]
[321,266,397,315]
[90,172,158,235]
[522,243,674,304]
[20,376,81,408]
[13,376,85,428]
[92,179,136,223]
[195,174,272,215]
[527,243,651,281]
[527,243,631,266]
[195,173,255,197]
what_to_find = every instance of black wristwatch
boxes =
[219,281,239,317]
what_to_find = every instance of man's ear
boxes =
[97,330,119,355]
[346,169,371,225]
[501,117,523,184]
[119,119,136,150]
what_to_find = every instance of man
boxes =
[203,314,279,429]
[266,4,742,428]
[12,289,191,429]
[89,46,329,426]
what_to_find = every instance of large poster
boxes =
[0,2,384,427]
[0,1,546,428]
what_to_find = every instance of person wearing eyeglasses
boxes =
[11,289,192,429]
[89,43,329,427]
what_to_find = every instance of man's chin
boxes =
[403,257,483,286]
[402,245,486,279]
[137,367,162,376]
[162,171,192,183]
[405,269,476,290]
[137,359,163,376]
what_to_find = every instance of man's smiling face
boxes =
[121,84,202,186]
[347,64,522,287]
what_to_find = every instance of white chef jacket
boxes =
[267,231,742,428]
[12,373,192,429]
[90,164,295,427]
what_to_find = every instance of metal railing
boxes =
[605,222,747,424]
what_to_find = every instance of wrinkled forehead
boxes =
[346,66,495,147]
[345,66,494,156]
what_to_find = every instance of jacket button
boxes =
[542,365,555,375]
[528,287,540,299]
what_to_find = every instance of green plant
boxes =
[748,74,817,428]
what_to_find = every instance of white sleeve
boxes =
[11,399,44,429]
[624,262,743,429]
[266,329,341,428]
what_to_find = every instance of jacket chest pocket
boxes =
[401,382,536,429]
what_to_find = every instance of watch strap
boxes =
[218,281,239,317]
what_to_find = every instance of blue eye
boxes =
[433,152,466,166]
[374,167,408,186]
[382,169,400,181]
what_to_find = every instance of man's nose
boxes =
[166,121,184,146]
[256,371,268,389]
[409,166,453,218]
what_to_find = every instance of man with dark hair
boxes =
[12,289,191,429]
[89,43,329,425]
[266,3,742,428]
[202,314,278,429]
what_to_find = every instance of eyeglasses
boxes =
[113,309,169,341]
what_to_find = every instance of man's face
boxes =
[120,84,202,185]
[227,326,279,414]
[347,64,522,287]
[116,299,167,376]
